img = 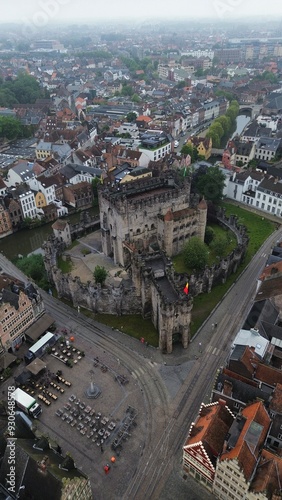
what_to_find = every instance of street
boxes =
[0,224,281,499]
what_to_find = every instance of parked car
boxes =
[174,140,179,147]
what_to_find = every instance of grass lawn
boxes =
[190,202,277,336]
[57,256,73,274]
[172,223,237,274]
[221,202,277,263]
[80,309,159,347]
[53,202,277,347]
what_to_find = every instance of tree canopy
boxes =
[193,166,225,204]
[181,143,199,162]
[93,265,108,285]
[15,254,49,290]
[0,73,45,105]
[183,237,209,271]
[0,116,23,140]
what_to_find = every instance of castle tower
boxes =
[198,198,207,242]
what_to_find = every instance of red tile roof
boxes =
[269,383,282,412]
[220,402,271,481]
[250,449,282,496]
[184,402,234,458]
[256,362,282,387]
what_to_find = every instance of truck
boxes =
[11,388,42,418]
[24,331,56,364]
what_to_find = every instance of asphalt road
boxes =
[1,225,281,499]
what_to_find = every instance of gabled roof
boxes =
[184,402,234,460]
[250,449,282,496]
[255,274,282,301]
[269,383,282,412]
[229,345,260,374]
[255,362,282,387]
[220,401,271,481]
[213,370,270,407]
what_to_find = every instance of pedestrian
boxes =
[215,322,217,328]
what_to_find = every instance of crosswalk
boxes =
[132,361,158,379]
[132,367,145,379]
[206,345,221,356]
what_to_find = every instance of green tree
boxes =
[0,116,23,140]
[183,237,209,271]
[15,254,49,290]
[206,130,220,148]
[121,84,133,96]
[93,265,108,285]
[181,143,198,162]
[194,166,225,204]
[210,234,228,257]
[210,122,224,140]
[204,226,215,245]
[131,93,141,103]
[126,111,137,122]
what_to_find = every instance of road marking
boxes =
[132,367,145,378]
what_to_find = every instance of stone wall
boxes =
[43,206,249,353]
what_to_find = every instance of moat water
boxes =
[0,207,99,260]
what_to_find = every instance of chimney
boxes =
[218,398,226,406]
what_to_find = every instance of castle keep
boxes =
[98,172,207,267]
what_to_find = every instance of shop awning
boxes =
[25,314,55,342]
[26,358,47,376]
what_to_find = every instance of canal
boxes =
[0,207,99,260]
[231,113,251,138]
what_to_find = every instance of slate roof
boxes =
[213,370,270,408]
[264,92,282,111]
[243,299,279,332]
[220,402,271,481]
[0,288,20,309]
[257,177,282,196]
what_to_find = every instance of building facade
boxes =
[99,173,207,267]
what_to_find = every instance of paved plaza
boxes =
[9,334,148,500]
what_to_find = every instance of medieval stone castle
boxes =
[44,171,248,353]
[99,173,207,266]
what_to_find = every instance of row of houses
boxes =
[183,248,282,499]
[224,169,282,217]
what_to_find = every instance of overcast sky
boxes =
[1,0,282,24]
